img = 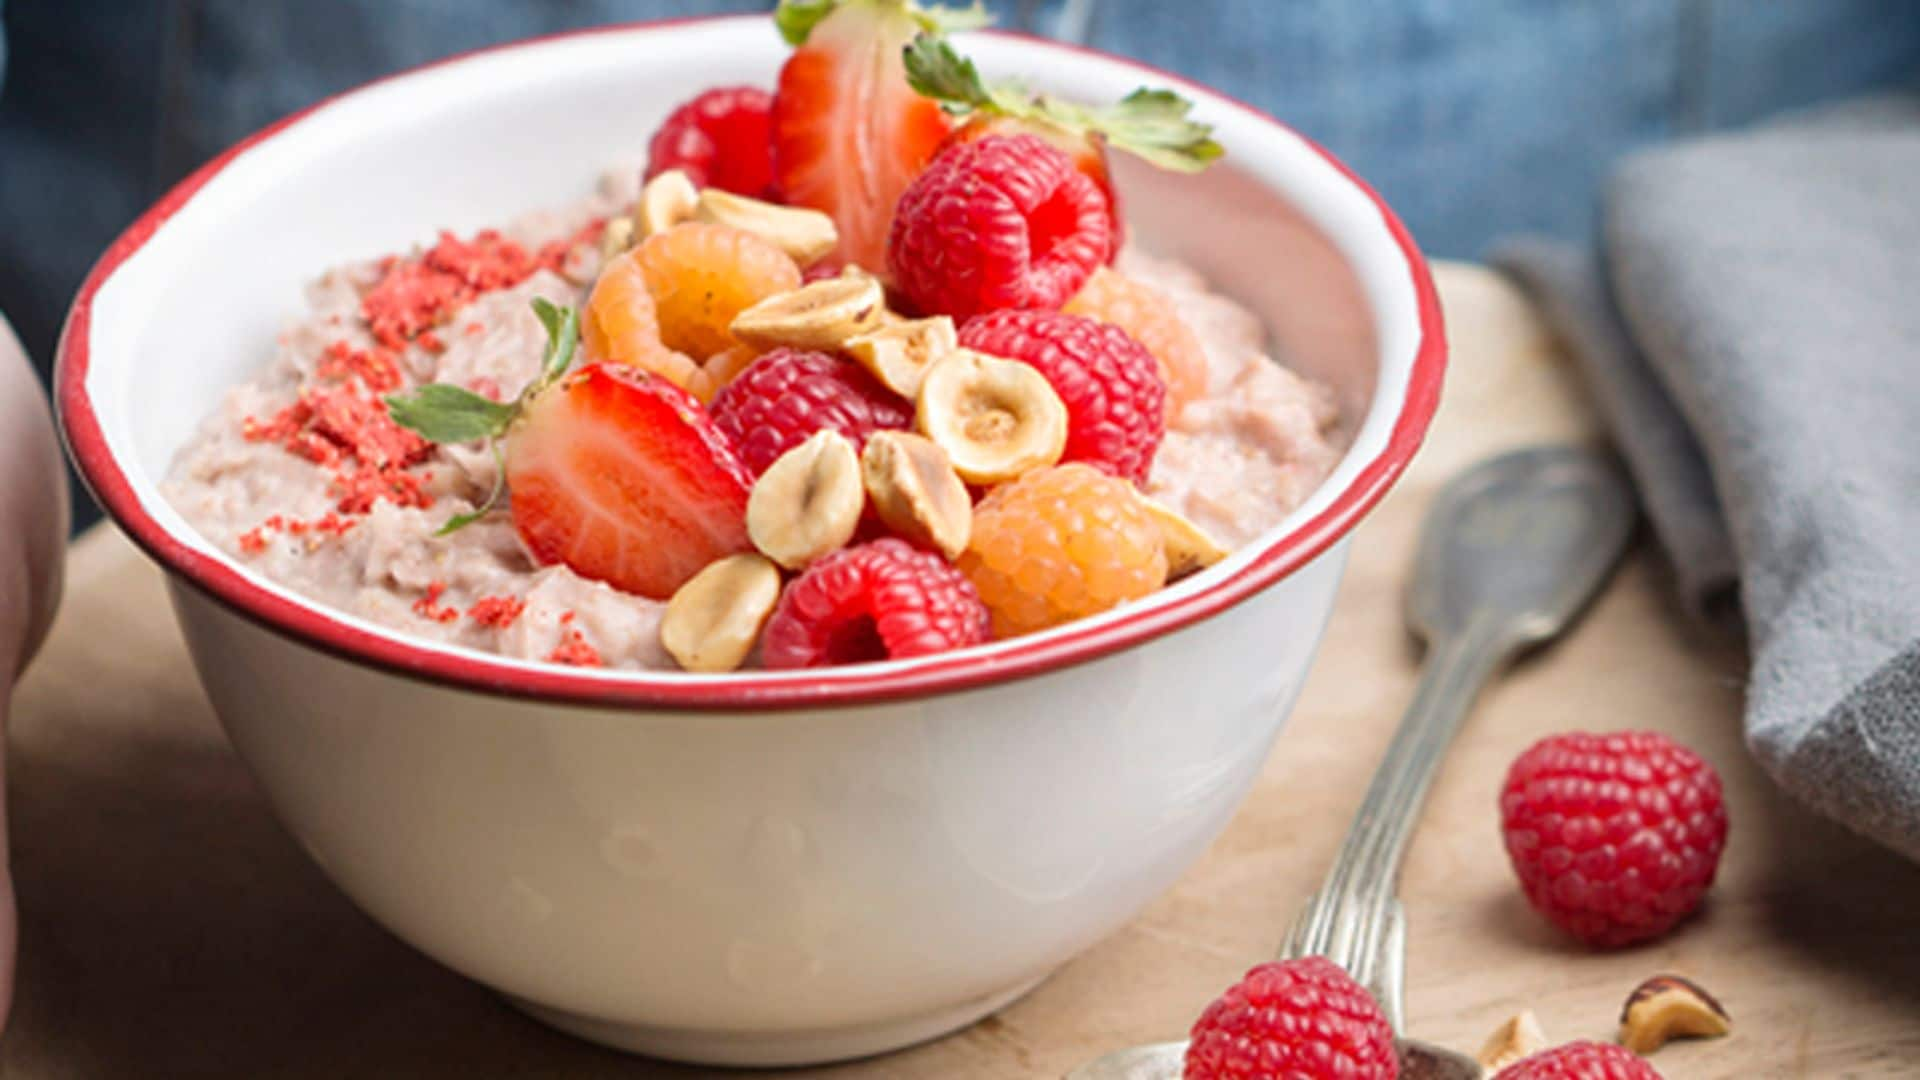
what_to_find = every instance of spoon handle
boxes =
[1278,615,1514,1031]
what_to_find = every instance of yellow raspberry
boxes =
[632,222,801,360]
[1065,266,1209,420]
[959,463,1169,637]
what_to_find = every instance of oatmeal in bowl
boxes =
[160,28,1344,674]
[58,1,1442,1065]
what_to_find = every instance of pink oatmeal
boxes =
[162,173,1343,671]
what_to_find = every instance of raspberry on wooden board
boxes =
[1500,731,1729,948]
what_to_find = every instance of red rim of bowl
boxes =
[54,16,1447,712]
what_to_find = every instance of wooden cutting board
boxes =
[8,264,1917,1078]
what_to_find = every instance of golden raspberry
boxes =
[582,248,712,399]
[632,221,801,360]
[959,463,1168,637]
[1065,266,1209,419]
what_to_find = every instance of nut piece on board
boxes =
[1619,974,1731,1054]
[747,430,864,570]
[1476,1010,1550,1074]
[861,431,972,559]
[660,553,781,672]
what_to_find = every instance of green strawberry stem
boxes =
[903,32,1224,173]
[383,297,579,534]
[775,0,991,48]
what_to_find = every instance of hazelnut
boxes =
[730,275,885,351]
[1475,1010,1550,1074]
[845,316,959,399]
[634,168,699,240]
[598,215,636,264]
[660,553,781,673]
[914,349,1068,485]
[861,431,972,559]
[1138,496,1230,580]
[1619,974,1731,1054]
[693,188,839,266]
[746,430,864,570]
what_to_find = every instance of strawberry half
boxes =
[771,0,958,272]
[507,363,754,600]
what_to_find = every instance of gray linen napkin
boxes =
[1493,97,1920,862]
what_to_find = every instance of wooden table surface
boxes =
[7,264,1918,1078]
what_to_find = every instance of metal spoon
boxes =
[1066,446,1637,1080]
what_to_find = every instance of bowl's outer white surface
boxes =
[172,541,1345,1064]
[75,17,1432,1067]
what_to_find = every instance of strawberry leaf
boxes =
[903,32,1223,172]
[778,0,990,47]
[386,299,581,534]
[436,442,508,536]
[384,384,516,445]
[774,0,836,46]
[530,297,579,389]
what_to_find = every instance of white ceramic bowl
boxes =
[56,17,1444,1067]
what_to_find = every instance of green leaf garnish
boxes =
[436,443,508,536]
[903,33,1224,173]
[531,297,580,384]
[776,0,991,47]
[384,299,581,534]
[384,383,517,445]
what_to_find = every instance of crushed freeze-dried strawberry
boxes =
[315,340,403,392]
[547,619,604,667]
[418,331,447,354]
[237,510,358,554]
[467,375,503,401]
[331,461,433,514]
[411,581,461,623]
[467,594,527,629]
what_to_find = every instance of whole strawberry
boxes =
[1492,1041,1662,1080]
[959,309,1165,484]
[889,134,1113,320]
[1183,957,1398,1080]
[1501,731,1728,948]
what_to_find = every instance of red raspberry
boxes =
[959,309,1166,483]
[761,539,991,668]
[1492,1041,1663,1080]
[1184,957,1397,1080]
[1501,731,1728,948]
[888,134,1113,320]
[708,348,911,475]
[645,86,777,199]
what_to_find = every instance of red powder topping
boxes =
[467,376,503,402]
[315,340,402,392]
[243,381,434,516]
[548,615,603,667]
[418,331,447,355]
[464,321,486,337]
[467,595,527,629]
[360,229,579,349]
[237,511,358,554]
[411,581,461,624]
